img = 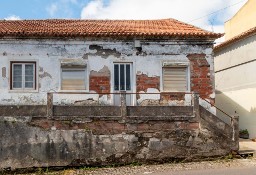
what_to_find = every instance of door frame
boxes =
[111,61,136,106]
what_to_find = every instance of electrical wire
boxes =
[188,0,247,23]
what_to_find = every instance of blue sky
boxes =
[0,0,247,36]
[0,0,89,19]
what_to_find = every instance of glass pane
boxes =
[25,82,33,88]
[120,64,125,90]
[13,75,22,81]
[25,75,33,81]
[13,81,22,88]
[114,64,119,90]
[62,69,86,90]
[25,64,35,89]
[13,65,22,75]
[126,64,131,90]
[13,64,22,89]
[25,65,34,75]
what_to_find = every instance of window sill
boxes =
[9,89,39,93]
[161,91,191,93]
[58,89,90,93]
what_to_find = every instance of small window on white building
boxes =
[162,66,188,92]
[11,62,36,90]
[60,59,87,90]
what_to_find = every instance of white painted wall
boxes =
[0,39,213,106]
[215,34,256,138]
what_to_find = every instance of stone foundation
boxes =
[0,104,238,170]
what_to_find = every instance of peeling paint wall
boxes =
[0,39,214,106]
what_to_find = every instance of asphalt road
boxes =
[151,166,256,175]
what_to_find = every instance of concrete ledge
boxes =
[0,105,46,116]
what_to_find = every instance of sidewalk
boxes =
[18,158,256,175]
[239,138,256,156]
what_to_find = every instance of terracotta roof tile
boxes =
[0,19,222,39]
[214,26,256,52]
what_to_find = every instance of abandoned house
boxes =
[0,19,239,169]
[0,19,220,107]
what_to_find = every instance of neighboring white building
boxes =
[214,0,256,138]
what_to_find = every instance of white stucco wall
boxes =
[215,34,256,138]
[0,39,213,106]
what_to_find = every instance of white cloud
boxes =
[81,0,104,18]
[4,15,21,20]
[46,0,81,18]
[46,3,58,17]
[81,0,247,35]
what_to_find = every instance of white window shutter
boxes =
[163,67,187,91]
[61,69,86,90]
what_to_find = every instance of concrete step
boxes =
[238,150,255,158]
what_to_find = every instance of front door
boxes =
[113,63,133,106]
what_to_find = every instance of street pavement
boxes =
[150,166,256,175]
[19,158,256,175]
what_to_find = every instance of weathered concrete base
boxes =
[0,114,236,170]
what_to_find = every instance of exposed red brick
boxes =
[149,122,177,130]
[187,54,214,102]
[137,123,150,131]
[136,74,160,92]
[89,76,110,95]
[187,123,200,130]
[160,92,185,101]
[30,118,201,136]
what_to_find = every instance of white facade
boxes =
[215,34,256,138]
[0,39,213,106]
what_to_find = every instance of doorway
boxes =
[113,63,133,106]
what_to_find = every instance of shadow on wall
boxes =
[215,90,256,138]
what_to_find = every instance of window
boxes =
[163,66,188,92]
[11,62,36,90]
[114,63,131,91]
[61,68,87,90]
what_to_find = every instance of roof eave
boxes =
[214,27,256,52]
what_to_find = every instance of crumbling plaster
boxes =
[0,39,214,105]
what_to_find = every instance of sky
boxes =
[0,0,248,42]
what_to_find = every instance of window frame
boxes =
[60,66,88,92]
[161,62,190,92]
[113,63,132,91]
[10,61,37,91]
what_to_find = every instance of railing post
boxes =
[193,93,200,121]
[231,115,239,146]
[120,91,127,118]
[47,92,53,118]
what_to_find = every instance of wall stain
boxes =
[2,67,6,78]
[19,96,37,104]
[83,45,121,59]
[90,66,110,77]
[39,66,44,72]
[39,72,52,79]
[1,98,15,103]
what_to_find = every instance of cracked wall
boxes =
[0,112,237,169]
[0,39,214,106]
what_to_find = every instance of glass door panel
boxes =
[113,63,132,106]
